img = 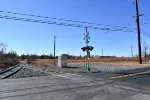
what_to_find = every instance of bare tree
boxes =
[0,43,7,61]
[7,50,17,59]
[142,42,149,63]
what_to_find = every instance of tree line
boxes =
[1,41,150,65]
[0,43,18,67]
[20,54,53,60]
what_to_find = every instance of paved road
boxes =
[0,66,150,100]
[80,66,150,85]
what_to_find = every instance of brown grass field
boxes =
[32,57,150,67]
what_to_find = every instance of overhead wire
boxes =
[141,29,150,39]
[0,10,131,29]
[0,14,133,32]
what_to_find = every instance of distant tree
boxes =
[0,42,7,53]
[7,50,18,59]
[31,54,39,59]
[91,55,94,58]
[40,54,50,59]
[79,53,82,58]
[0,43,7,61]
[21,53,54,60]
[40,54,45,59]
[21,54,26,60]
[50,53,53,59]
[142,42,149,63]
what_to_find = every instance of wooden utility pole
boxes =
[135,0,142,64]
[102,49,103,56]
[144,46,147,63]
[131,46,133,58]
[54,35,56,65]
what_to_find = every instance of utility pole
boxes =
[54,35,56,66]
[131,45,133,58]
[135,0,142,64]
[102,49,103,56]
[144,46,147,63]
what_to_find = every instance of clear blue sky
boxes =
[0,0,150,57]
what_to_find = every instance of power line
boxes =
[141,29,150,39]
[0,14,133,32]
[0,10,131,29]
[132,28,150,39]
[54,35,56,66]
[141,32,150,39]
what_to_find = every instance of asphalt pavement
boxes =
[80,66,150,94]
[0,66,150,100]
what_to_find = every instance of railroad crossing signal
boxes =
[83,32,90,40]
[81,46,94,59]
[81,46,94,52]
[81,27,94,72]
[83,27,90,45]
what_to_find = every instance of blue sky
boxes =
[0,0,150,57]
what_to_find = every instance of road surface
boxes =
[0,66,150,100]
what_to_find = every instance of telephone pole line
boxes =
[131,45,133,58]
[135,0,142,64]
[54,35,56,65]
[102,49,103,56]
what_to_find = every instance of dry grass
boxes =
[0,61,10,68]
[32,59,54,65]
[32,58,150,67]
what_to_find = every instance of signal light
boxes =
[81,47,86,51]
[81,46,94,52]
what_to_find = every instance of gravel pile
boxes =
[68,63,144,72]
[9,65,50,79]
[24,64,85,74]
[8,63,147,79]
[24,63,145,74]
